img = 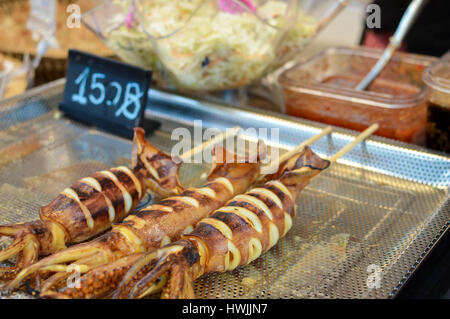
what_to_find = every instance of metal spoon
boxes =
[356,0,427,91]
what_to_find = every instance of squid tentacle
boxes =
[124,241,198,299]
[0,224,41,280]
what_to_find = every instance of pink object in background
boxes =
[363,31,406,51]
[125,4,136,28]
[217,0,256,14]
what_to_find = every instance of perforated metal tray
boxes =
[0,79,449,299]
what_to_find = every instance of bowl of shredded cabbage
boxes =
[83,0,348,91]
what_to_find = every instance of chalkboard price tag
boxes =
[60,50,152,139]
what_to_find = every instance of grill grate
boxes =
[0,81,449,299]
[193,168,448,299]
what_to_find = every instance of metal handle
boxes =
[356,0,427,91]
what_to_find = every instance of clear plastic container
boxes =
[82,0,348,91]
[279,47,437,145]
[423,56,450,153]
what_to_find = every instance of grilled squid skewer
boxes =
[0,128,184,279]
[5,141,266,294]
[112,125,379,299]
[110,146,329,299]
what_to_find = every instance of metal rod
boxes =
[329,123,379,164]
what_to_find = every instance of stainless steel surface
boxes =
[147,89,449,187]
[0,79,449,299]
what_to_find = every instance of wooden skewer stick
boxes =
[328,123,379,164]
[278,126,333,164]
[179,126,241,161]
[261,126,333,175]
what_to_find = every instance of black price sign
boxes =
[60,50,152,139]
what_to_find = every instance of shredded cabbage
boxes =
[106,0,317,91]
